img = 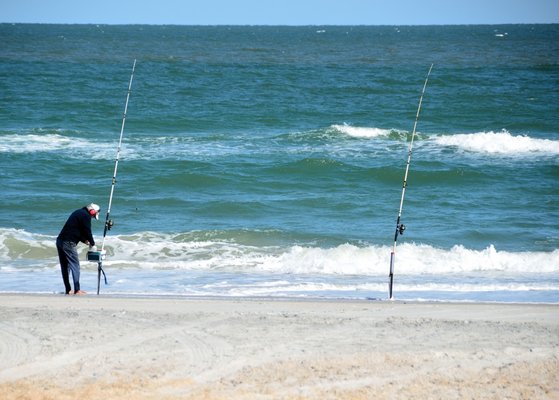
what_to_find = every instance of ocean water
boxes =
[1,24,558,302]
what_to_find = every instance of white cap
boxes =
[86,203,100,220]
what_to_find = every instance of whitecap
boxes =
[433,130,559,155]
[331,124,392,138]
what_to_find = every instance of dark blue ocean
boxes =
[1,24,558,302]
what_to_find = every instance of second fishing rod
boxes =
[388,64,433,300]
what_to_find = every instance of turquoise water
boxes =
[1,24,558,301]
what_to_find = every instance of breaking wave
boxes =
[433,130,559,155]
[331,124,394,138]
[2,228,557,276]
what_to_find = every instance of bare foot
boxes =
[66,290,74,295]
[74,290,87,295]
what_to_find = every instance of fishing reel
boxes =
[398,223,406,235]
[105,219,114,231]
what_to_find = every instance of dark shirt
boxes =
[57,207,95,246]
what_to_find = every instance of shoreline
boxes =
[1,294,558,399]
[2,290,559,305]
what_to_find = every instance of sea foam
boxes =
[0,133,75,153]
[331,124,393,138]
[2,228,557,276]
[433,130,559,155]
[0,132,123,159]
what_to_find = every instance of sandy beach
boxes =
[0,294,557,399]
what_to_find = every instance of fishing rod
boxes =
[388,64,433,300]
[87,59,137,295]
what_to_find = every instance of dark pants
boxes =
[56,238,80,294]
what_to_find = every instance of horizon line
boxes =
[2,21,558,27]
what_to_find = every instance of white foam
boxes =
[260,242,559,275]
[390,243,559,274]
[0,133,123,159]
[0,133,75,153]
[199,281,559,297]
[0,228,54,262]
[331,124,393,138]
[2,228,558,276]
[433,130,559,155]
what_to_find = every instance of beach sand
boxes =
[0,294,557,399]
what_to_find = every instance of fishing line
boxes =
[388,64,433,300]
[87,59,136,295]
